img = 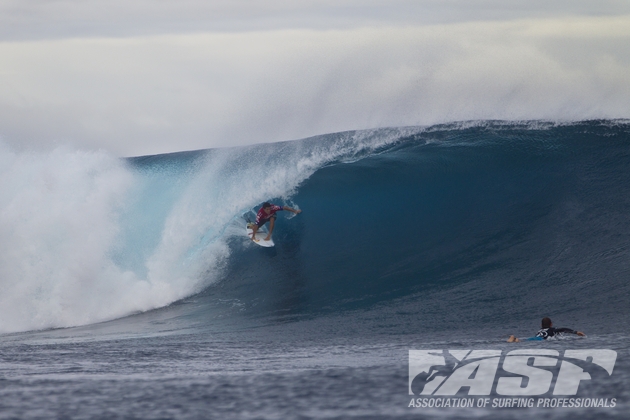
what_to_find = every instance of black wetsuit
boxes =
[531,327,579,340]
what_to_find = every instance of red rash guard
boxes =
[255,205,283,224]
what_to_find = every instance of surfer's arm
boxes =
[557,328,585,336]
[282,206,301,214]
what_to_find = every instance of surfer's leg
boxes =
[507,335,520,343]
[265,216,276,241]
[251,224,259,240]
[253,218,268,240]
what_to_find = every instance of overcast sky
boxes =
[1,1,629,156]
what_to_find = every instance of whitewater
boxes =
[1,120,629,419]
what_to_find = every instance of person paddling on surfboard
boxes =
[507,317,585,342]
[250,202,301,242]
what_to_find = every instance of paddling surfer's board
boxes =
[246,223,275,247]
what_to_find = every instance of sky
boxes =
[1,1,629,156]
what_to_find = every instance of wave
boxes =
[1,120,629,334]
[0,127,414,333]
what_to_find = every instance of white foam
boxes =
[0,145,222,333]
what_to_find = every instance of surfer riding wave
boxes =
[249,202,301,242]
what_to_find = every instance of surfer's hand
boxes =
[577,331,585,336]
[295,209,302,214]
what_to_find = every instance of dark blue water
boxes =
[1,121,629,419]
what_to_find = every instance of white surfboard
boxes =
[246,223,275,247]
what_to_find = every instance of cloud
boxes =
[3,1,628,40]
[0,15,629,156]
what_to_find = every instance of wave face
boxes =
[1,121,629,334]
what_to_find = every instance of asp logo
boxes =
[409,349,617,396]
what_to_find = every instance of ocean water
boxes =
[1,121,629,419]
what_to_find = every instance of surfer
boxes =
[250,202,301,242]
[507,317,586,342]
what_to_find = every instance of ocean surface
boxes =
[1,120,629,419]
